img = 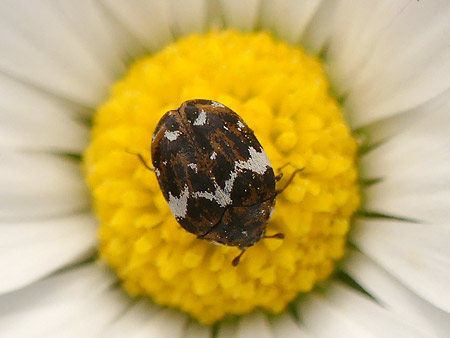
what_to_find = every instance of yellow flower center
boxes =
[83,30,360,324]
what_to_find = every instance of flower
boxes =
[84,30,361,324]
[1,1,450,337]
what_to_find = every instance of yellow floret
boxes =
[83,30,360,324]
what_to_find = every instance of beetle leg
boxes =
[276,168,304,194]
[263,232,285,239]
[232,249,246,267]
[275,162,294,181]
[126,149,154,172]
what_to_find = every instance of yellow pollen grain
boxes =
[83,30,360,324]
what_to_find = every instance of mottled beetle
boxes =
[134,99,300,265]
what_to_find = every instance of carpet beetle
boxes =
[149,99,297,265]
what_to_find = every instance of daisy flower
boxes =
[1,1,450,337]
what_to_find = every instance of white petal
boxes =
[101,301,187,338]
[302,0,338,54]
[99,300,159,338]
[218,0,261,31]
[326,0,408,94]
[323,282,432,338]
[360,87,450,146]
[167,0,208,35]
[363,171,450,225]
[0,262,115,306]
[361,89,450,224]
[341,1,450,127]
[0,153,89,221]
[0,212,96,294]
[343,250,450,338]
[102,0,173,52]
[298,293,378,338]
[0,75,80,120]
[351,218,450,314]
[52,289,130,338]
[299,287,428,338]
[129,309,187,338]
[0,263,119,337]
[361,87,450,167]
[0,0,112,106]
[259,0,322,44]
[236,312,273,338]
[53,0,130,77]
[270,313,311,338]
[183,321,212,338]
[0,75,89,153]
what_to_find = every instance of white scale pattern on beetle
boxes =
[235,147,272,174]
[211,101,224,108]
[193,182,232,208]
[168,184,190,219]
[193,147,272,207]
[164,130,182,141]
[188,163,198,172]
[237,120,245,131]
[193,110,207,126]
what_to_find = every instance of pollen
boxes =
[83,30,360,324]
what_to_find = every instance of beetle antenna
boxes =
[232,249,246,267]
[275,163,292,182]
[263,232,285,239]
[125,149,154,172]
[276,168,304,194]
[277,162,292,172]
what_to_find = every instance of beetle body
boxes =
[151,99,276,249]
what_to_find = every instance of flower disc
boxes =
[83,30,360,324]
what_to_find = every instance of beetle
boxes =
[133,99,301,265]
